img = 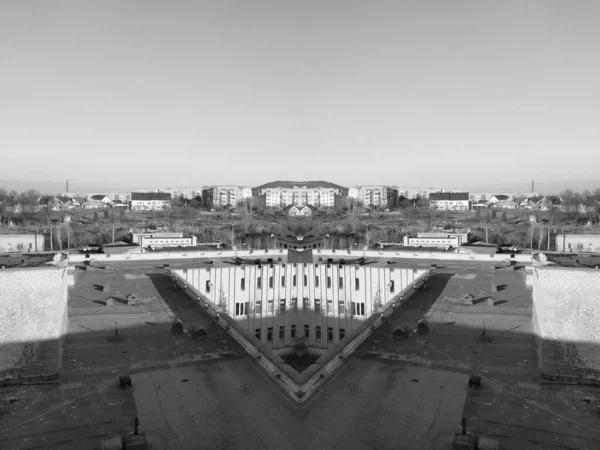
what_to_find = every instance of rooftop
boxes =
[0,252,59,268]
[1,257,599,449]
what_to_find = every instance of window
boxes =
[268,300,274,314]
[315,326,322,340]
[241,278,245,291]
[255,300,262,314]
[327,299,333,314]
[293,275,297,286]
[303,297,309,310]
[352,302,365,316]
[235,302,249,316]
[339,301,345,314]
[291,325,296,338]
[327,327,334,341]
[304,274,308,286]
[255,328,261,339]
[315,298,321,313]
[267,327,273,341]
[339,277,343,289]
[304,324,310,338]
[205,280,211,293]
[327,276,332,288]
[339,328,346,340]
[390,280,395,293]
[355,278,360,290]
[280,299,286,313]
[269,276,273,288]
[257,276,262,289]
[281,275,286,287]
[279,326,285,340]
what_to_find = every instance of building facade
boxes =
[202,186,252,208]
[175,264,425,350]
[555,234,600,253]
[0,234,45,253]
[262,186,339,209]
[130,193,172,211]
[428,192,470,211]
[348,186,397,208]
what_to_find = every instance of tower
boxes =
[66,180,69,193]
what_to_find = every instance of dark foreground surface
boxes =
[1,259,599,449]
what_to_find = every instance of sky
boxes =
[2,1,600,193]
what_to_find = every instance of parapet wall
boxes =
[0,264,69,383]
[532,264,600,383]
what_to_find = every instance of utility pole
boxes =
[49,217,53,252]
[547,220,552,252]
[530,223,534,250]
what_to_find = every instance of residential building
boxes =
[399,187,468,200]
[495,200,519,209]
[90,195,112,204]
[132,188,204,200]
[286,205,316,217]
[202,186,252,208]
[130,192,172,211]
[488,195,510,204]
[428,192,470,211]
[262,186,339,209]
[0,234,45,253]
[348,186,397,208]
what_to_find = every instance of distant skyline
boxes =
[2,2,600,188]
[2,177,600,196]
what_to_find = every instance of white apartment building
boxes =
[348,186,389,207]
[397,188,469,200]
[174,264,426,350]
[131,187,205,199]
[263,187,338,209]
[210,186,252,207]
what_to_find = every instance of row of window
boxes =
[208,275,395,292]
[255,325,346,342]
[234,299,366,317]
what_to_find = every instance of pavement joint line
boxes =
[415,338,600,437]
[0,337,186,436]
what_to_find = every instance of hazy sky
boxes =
[2,1,600,191]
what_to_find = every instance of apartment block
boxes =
[262,186,339,209]
[348,186,397,208]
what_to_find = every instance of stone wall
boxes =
[0,264,69,383]
[532,264,600,383]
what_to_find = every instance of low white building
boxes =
[130,193,171,211]
[429,192,470,211]
[555,234,600,253]
[0,234,45,253]
[140,235,197,248]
